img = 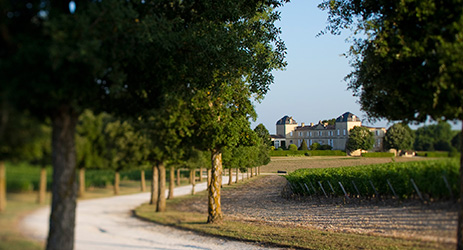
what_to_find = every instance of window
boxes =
[319,131,322,136]
[343,129,346,136]
[290,131,293,136]
[299,132,302,137]
[309,132,312,136]
[306,132,309,137]
[309,139,312,145]
[275,141,280,148]
[337,129,340,136]
[376,130,380,136]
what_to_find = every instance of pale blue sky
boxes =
[251,0,460,134]
[251,0,384,134]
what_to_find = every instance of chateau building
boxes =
[271,112,386,151]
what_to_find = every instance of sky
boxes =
[250,0,378,134]
[250,0,461,134]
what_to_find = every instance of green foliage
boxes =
[346,126,374,151]
[415,151,459,158]
[286,159,459,199]
[269,150,346,157]
[414,122,454,152]
[321,118,336,125]
[361,152,395,158]
[254,124,272,147]
[288,144,298,151]
[0,106,50,163]
[298,140,308,151]
[5,162,52,192]
[309,142,320,151]
[319,145,333,150]
[452,133,462,151]
[102,118,148,172]
[384,123,414,151]
[76,110,107,169]
[319,0,463,122]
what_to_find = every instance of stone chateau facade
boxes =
[270,112,386,151]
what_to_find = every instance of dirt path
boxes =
[182,175,457,245]
[21,176,283,250]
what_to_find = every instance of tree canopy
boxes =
[384,123,414,151]
[413,122,455,151]
[319,1,463,247]
[346,126,374,151]
[319,0,463,123]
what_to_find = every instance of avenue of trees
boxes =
[1,1,288,249]
[319,0,463,248]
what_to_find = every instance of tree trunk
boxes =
[156,163,166,212]
[0,161,5,212]
[168,166,174,199]
[38,166,47,204]
[190,168,196,195]
[176,168,180,186]
[457,124,463,250]
[114,171,120,195]
[199,167,203,182]
[250,167,253,177]
[247,168,249,179]
[228,168,233,185]
[140,170,146,192]
[46,106,78,250]
[207,149,223,223]
[207,168,212,190]
[78,168,85,198]
[235,168,239,183]
[150,165,158,205]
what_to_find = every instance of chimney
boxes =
[301,123,305,127]
[310,123,314,126]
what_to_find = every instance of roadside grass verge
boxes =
[0,193,45,250]
[135,177,451,250]
[1,178,170,250]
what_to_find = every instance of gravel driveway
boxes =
[21,175,283,250]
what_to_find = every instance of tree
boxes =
[102,118,147,195]
[346,126,374,152]
[414,122,453,151]
[320,0,463,247]
[3,0,287,247]
[298,140,308,150]
[254,124,272,146]
[321,118,336,125]
[76,110,107,198]
[384,123,414,151]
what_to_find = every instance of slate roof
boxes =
[335,112,361,122]
[276,115,297,125]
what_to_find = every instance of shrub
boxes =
[362,152,395,158]
[288,144,298,151]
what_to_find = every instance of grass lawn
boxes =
[135,176,451,250]
[261,155,433,173]
[0,192,45,250]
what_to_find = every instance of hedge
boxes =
[269,150,346,157]
[361,152,395,158]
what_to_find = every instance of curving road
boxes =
[21,175,281,250]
